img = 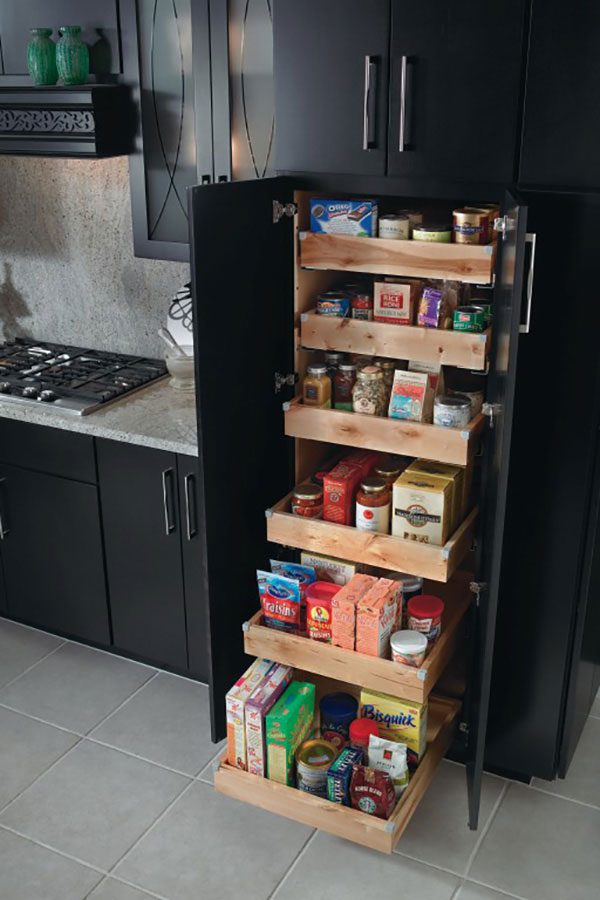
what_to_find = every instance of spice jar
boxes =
[349,718,379,751]
[407,594,445,646]
[374,359,395,405]
[433,394,472,428]
[292,483,323,518]
[334,363,357,410]
[303,365,331,409]
[350,352,372,371]
[375,456,409,490]
[356,476,391,534]
[352,366,387,416]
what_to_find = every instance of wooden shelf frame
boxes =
[300,310,490,371]
[215,694,461,854]
[283,397,485,467]
[299,231,496,284]
[266,494,478,582]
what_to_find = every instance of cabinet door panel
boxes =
[273,0,389,176]
[178,455,210,683]
[97,440,188,670]
[387,1,526,183]
[0,463,109,643]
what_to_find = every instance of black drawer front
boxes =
[0,419,96,483]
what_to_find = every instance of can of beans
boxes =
[296,739,338,796]
[453,305,486,333]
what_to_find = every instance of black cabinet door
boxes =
[178,455,210,683]
[387,1,526,184]
[97,440,188,670]
[520,1,600,190]
[273,0,389,176]
[0,463,109,643]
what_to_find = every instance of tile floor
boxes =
[0,616,599,900]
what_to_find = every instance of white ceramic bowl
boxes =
[165,347,195,391]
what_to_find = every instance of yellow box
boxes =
[392,473,452,546]
[406,460,465,530]
[359,688,428,768]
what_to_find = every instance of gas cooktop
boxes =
[0,339,168,416]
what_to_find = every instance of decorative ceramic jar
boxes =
[56,26,89,85]
[27,28,58,85]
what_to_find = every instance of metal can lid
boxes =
[455,305,485,315]
[375,461,402,478]
[413,223,452,232]
[296,739,338,769]
[380,213,409,222]
[338,363,357,373]
[293,483,324,500]
[358,365,383,380]
[435,394,472,409]
[318,291,351,300]
[360,476,387,494]
[307,364,328,376]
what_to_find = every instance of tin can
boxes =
[466,204,499,239]
[296,739,338,796]
[397,209,424,233]
[453,305,486,333]
[449,388,484,418]
[433,394,472,428]
[378,214,410,240]
[316,291,351,317]
[452,209,488,245]
[412,223,452,243]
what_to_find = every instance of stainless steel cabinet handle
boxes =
[520,232,537,334]
[398,55,408,151]
[0,478,8,540]
[362,55,375,151]
[161,468,176,536]
[184,473,197,541]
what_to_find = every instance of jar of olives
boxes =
[352,366,387,416]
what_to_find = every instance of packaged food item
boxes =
[368,734,409,798]
[405,460,464,531]
[388,370,435,422]
[270,560,317,634]
[350,764,396,818]
[266,682,315,785]
[350,352,373,370]
[305,581,341,642]
[407,360,445,396]
[448,388,484,418]
[467,283,494,325]
[296,739,338,796]
[310,199,378,237]
[417,286,451,329]
[356,477,391,534]
[291,483,323,519]
[331,573,378,650]
[349,718,379,751]
[319,692,359,750]
[226,659,274,769]
[258,571,302,633]
[245,664,294,776]
[356,578,398,658]
[316,290,351,317]
[463,206,494,243]
[453,305,486,333]
[300,552,359,586]
[303,364,331,409]
[352,366,388,416]
[351,291,374,321]
[393,575,424,628]
[326,746,364,804]
[412,223,452,242]
[407,594,445,646]
[378,213,410,240]
[374,279,418,325]
[390,629,428,667]
[334,363,357,410]
[392,473,452,545]
[374,456,412,491]
[397,209,424,233]
[359,688,428,768]
[341,450,381,480]
[433,394,472,428]
[323,462,362,525]
[453,208,489,244]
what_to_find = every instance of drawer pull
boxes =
[184,473,198,541]
[161,468,176,536]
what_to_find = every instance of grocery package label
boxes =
[359,689,427,768]
[257,571,301,632]
[374,283,412,324]
[310,199,378,237]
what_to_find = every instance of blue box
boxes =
[310,199,378,237]
[326,746,364,804]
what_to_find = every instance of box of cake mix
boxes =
[266,682,315,785]
[245,664,294,777]
[359,688,428,768]
[225,658,273,770]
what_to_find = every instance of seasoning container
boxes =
[412,223,452,243]
[449,388,484,418]
[291,483,323,518]
[303,364,331,408]
[305,581,340,642]
[374,359,395,404]
[319,692,359,750]
[334,363,357,410]
[453,305,486,333]
[352,366,387,416]
[407,594,445,646]
[295,739,338,796]
[316,290,351,317]
[374,457,409,491]
[351,291,374,320]
[433,394,472,428]
[356,476,391,534]
[390,630,428,668]
[349,718,380,751]
[452,208,488,245]
[378,214,410,240]
[324,351,344,381]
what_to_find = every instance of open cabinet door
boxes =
[189,178,295,740]
[466,191,528,827]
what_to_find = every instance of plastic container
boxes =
[407,594,445,646]
[319,692,359,751]
[390,630,428,667]
[349,717,380,751]
[305,581,341,642]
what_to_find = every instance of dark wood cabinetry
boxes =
[178,455,210,680]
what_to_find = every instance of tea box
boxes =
[226,658,273,769]
[359,688,428,768]
[266,682,315,785]
[245,664,294,777]
[392,473,452,545]
[327,746,364,804]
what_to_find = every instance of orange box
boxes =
[356,579,398,658]
[323,462,362,525]
[331,573,378,651]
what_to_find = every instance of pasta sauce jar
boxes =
[292,483,323,518]
[356,477,390,534]
[407,594,445,646]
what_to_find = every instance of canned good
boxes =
[390,630,428,667]
[412,223,452,243]
[433,394,472,428]
[448,388,484,418]
[453,208,488,245]
[319,691,358,749]
[466,204,499,239]
[378,214,410,240]
[407,594,445,646]
[296,739,338,796]
[453,305,486,333]
[351,292,374,321]
[292,483,324,518]
[397,209,424,233]
[316,291,351,317]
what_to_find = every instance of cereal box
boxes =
[388,370,435,422]
[245,664,294,777]
[392,473,452,546]
[300,552,359,586]
[331,573,378,650]
[359,688,428,768]
[374,279,421,325]
[355,578,397,658]
[226,658,273,769]
[310,199,378,237]
[257,570,302,633]
[266,682,315,785]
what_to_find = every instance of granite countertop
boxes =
[0,378,198,456]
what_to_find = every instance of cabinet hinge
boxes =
[458,721,470,735]
[469,581,487,607]
[493,215,515,239]
[273,200,298,223]
[274,372,298,394]
[481,402,502,428]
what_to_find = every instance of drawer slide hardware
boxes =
[469,581,487,607]
[274,372,298,394]
[481,402,502,428]
[273,200,298,223]
[493,215,515,238]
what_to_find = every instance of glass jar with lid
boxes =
[355,476,391,533]
[292,483,323,518]
[374,359,396,405]
[374,456,410,491]
[303,365,331,409]
[334,363,357,411]
[352,366,387,416]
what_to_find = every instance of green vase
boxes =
[27,28,58,86]
[56,26,89,86]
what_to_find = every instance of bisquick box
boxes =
[327,746,364,804]
[245,664,294,777]
[300,552,359,586]
[355,578,398,658]
[331,573,377,651]
[226,659,273,770]
[359,688,428,768]
[266,682,315,785]
[310,199,378,237]
[392,472,452,546]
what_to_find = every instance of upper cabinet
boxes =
[519,0,600,190]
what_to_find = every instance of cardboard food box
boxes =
[406,460,465,531]
[266,681,315,785]
[310,199,378,237]
[331,573,378,650]
[359,688,428,768]
[355,578,398,658]
[226,658,273,770]
[392,473,452,546]
[245,664,294,777]
[388,370,435,422]
[374,279,420,325]
[341,449,381,480]
[323,462,362,525]
[407,360,445,396]
[300,552,360,586]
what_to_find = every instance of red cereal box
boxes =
[323,462,362,525]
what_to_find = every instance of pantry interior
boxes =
[192,182,526,854]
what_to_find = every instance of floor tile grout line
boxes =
[0,701,84,736]
[84,670,160,737]
[525,782,600,812]
[195,742,227,782]
[393,848,463,878]
[465,874,533,900]
[461,780,509,880]
[0,640,66,691]
[100,875,173,900]
[84,735,195,779]
[0,821,107,876]
[0,736,85,818]
[449,880,466,900]
[268,829,318,900]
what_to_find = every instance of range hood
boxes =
[0,85,134,157]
